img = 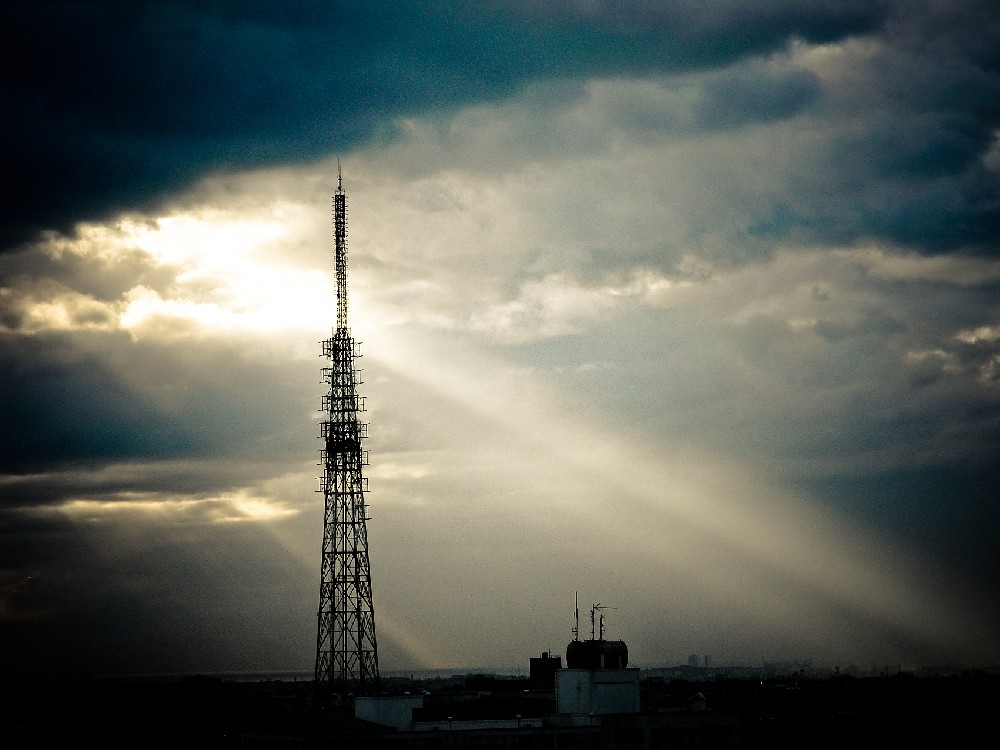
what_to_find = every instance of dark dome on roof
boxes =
[566,639,628,670]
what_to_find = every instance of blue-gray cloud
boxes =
[696,68,821,128]
[0,331,317,473]
[2,0,887,246]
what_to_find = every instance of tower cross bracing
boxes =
[314,171,379,702]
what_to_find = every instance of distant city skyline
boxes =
[2,1,998,678]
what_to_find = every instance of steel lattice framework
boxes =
[314,171,379,703]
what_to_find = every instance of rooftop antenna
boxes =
[337,158,343,190]
[591,603,614,640]
[573,592,580,641]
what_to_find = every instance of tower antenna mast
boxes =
[573,592,580,641]
[591,603,613,640]
[314,169,380,705]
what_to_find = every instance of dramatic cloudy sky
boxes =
[3,1,999,678]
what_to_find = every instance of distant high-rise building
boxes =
[314,169,380,704]
[688,654,700,668]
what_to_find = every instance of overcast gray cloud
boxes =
[2,1,999,678]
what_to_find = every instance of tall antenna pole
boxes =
[591,603,610,640]
[315,170,380,706]
[334,160,348,332]
[573,592,580,641]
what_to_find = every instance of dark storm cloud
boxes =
[0,329,317,474]
[0,332,192,471]
[695,68,821,128]
[0,458,291,510]
[821,2,1000,252]
[2,0,887,247]
[0,512,316,676]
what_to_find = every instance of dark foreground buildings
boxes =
[6,657,997,749]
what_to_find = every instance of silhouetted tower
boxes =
[315,169,379,703]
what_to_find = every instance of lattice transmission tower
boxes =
[314,169,380,704]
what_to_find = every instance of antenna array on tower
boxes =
[314,171,380,705]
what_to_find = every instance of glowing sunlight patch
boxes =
[218,493,298,523]
[28,202,335,338]
[118,209,332,336]
[57,491,298,524]
[59,495,205,520]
